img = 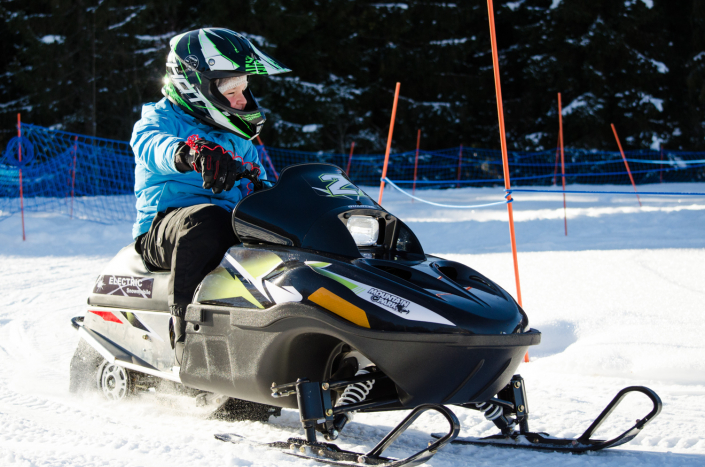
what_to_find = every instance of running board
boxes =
[71,316,181,383]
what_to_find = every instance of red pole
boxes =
[17,113,26,241]
[660,144,663,183]
[345,141,355,176]
[412,129,420,201]
[71,136,77,218]
[611,124,642,207]
[558,93,567,236]
[487,0,525,364]
[377,82,401,205]
[456,144,463,188]
[255,135,279,181]
[552,134,559,185]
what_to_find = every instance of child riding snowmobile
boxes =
[70,161,661,466]
[131,28,289,363]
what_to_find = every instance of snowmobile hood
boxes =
[215,164,528,335]
[195,245,527,335]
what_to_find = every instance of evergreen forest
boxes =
[2,0,704,154]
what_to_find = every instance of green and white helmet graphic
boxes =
[162,28,291,140]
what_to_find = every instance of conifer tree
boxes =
[1,0,704,152]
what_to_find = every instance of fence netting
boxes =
[2,124,704,223]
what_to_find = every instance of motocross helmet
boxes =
[162,28,291,140]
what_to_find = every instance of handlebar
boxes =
[238,169,265,192]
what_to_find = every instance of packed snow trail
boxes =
[0,183,704,466]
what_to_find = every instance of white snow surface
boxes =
[39,35,65,45]
[1,182,705,466]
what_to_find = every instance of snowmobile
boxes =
[70,163,662,466]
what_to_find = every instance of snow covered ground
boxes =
[0,182,704,466]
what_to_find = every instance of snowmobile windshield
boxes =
[232,163,424,259]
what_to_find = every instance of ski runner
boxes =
[131,28,291,363]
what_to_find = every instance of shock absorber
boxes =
[475,401,503,421]
[325,353,376,440]
[475,401,515,435]
[336,368,375,407]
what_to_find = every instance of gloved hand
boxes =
[174,138,244,194]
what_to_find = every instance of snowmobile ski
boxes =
[216,403,460,467]
[434,381,662,453]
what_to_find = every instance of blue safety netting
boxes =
[262,145,705,189]
[1,124,135,223]
[2,124,705,223]
[375,146,705,189]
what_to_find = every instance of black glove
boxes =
[174,139,244,194]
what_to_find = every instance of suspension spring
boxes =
[475,401,503,421]
[336,368,375,407]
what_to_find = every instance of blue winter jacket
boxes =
[130,98,267,239]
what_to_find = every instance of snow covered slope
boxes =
[0,183,704,466]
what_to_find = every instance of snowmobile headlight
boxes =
[346,216,379,246]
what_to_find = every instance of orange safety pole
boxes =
[487,0,526,362]
[377,82,401,205]
[255,135,279,180]
[71,135,77,218]
[456,144,463,188]
[345,141,355,176]
[17,113,25,241]
[611,124,642,207]
[412,129,421,201]
[552,134,559,186]
[558,93,567,236]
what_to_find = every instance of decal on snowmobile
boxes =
[121,311,151,332]
[89,309,122,324]
[305,262,455,327]
[311,174,365,200]
[224,251,281,305]
[93,275,154,299]
[264,281,303,304]
[367,288,410,314]
[86,306,169,344]
[196,250,303,307]
[308,287,370,328]
[87,307,166,342]
[195,264,264,309]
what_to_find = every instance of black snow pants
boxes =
[136,204,238,330]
